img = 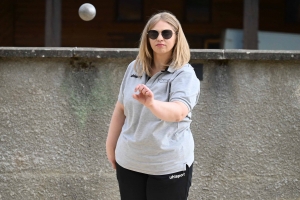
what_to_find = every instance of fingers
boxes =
[111,161,116,170]
[107,153,117,170]
[109,159,117,170]
[134,84,152,96]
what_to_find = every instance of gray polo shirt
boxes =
[115,60,200,175]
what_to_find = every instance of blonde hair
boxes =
[134,11,190,76]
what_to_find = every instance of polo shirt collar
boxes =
[167,67,176,73]
[161,62,176,73]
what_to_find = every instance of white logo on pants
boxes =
[169,173,185,179]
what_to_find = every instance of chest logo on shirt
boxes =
[158,79,169,83]
[131,74,142,78]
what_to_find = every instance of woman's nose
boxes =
[157,33,164,40]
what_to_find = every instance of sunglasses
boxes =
[147,29,176,40]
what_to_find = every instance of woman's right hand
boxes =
[107,150,117,169]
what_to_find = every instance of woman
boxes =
[106,11,200,200]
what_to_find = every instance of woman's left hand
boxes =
[132,84,154,107]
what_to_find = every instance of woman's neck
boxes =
[152,53,171,72]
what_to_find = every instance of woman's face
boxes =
[148,20,177,57]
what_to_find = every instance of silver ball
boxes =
[78,3,96,21]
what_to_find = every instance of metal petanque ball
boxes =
[78,3,96,21]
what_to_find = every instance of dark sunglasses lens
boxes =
[148,30,158,39]
[162,30,173,39]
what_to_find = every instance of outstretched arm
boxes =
[133,84,189,122]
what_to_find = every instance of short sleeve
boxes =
[117,77,125,105]
[169,66,200,111]
[117,61,135,104]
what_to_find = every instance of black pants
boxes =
[116,163,193,200]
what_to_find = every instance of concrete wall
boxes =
[0,48,300,199]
